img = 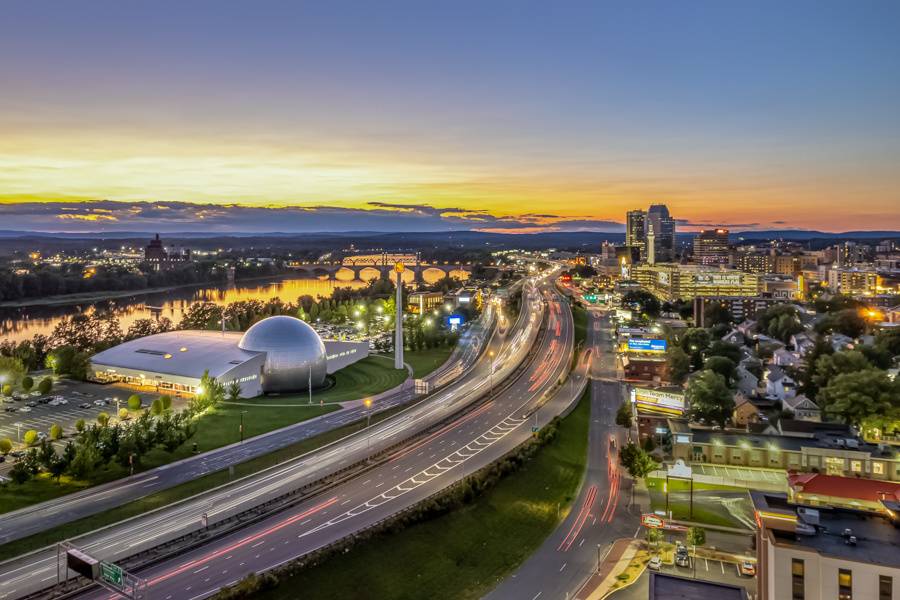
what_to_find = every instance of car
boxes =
[94,399,107,406]
[18,406,32,413]
[676,554,690,568]
[4,406,16,412]
[38,397,51,404]
[57,399,68,405]
[79,402,91,409]
[25,401,38,407]
[37,432,47,441]
[648,556,662,571]
[48,400,59,406]
[739,561,756,577]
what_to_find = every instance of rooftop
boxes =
[752,492,900,568]
[649,573,746,600]
[789,472,900,504]
[90,330,262,379]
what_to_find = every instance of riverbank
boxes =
[0,272,300,309]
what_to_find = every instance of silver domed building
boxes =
[239,316,327,392]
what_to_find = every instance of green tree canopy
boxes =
[666,346,691,384]
[687,370,733,427]
[704,356,737,385]
[37,376,53,394]
[758,305,804,342]
[23,430,39,446]
[815,309,866,339]
[819,368,900,433]
[812,350,871,392]
[616,402,633,429]
[706,340,743,364]
[127,394,142,410]
[0,356,27,387]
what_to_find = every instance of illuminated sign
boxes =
[627,338,667,352]
[641,514,664,528]
[615,309,633,321]
[694,273,743,286]
[448,316,462,326]
[631,387,686,416]
[657,272,670,286]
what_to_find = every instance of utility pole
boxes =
[489,350,495,399]
[394,263,405,370]
[308,364,312,405]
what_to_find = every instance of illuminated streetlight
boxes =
[364,398,373,455]
[489,350,495,399]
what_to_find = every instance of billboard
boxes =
[631,387,686,416]
[626,338,667,352]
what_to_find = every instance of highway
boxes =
[0,278,548,600]
[69,278,584,600]
[0,301,496,547]
[488,305,637,600]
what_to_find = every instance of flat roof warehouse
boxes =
[89,316,369,398]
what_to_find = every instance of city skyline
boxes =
[2,1,899,233]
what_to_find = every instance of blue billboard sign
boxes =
[627,338,667,352]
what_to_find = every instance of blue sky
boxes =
[1,0,898,232]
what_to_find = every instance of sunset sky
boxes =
[1,0,898,233]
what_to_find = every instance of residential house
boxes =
[772,348,801,368]
[781,394,821,422]
[789,331,816,356]
[765,365,797,401]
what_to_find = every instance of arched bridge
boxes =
[287,256,472,282]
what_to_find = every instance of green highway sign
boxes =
[100,562,124,587]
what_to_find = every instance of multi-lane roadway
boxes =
[0,279,551,600]
[69,279,581,600]
[0,304,495,548]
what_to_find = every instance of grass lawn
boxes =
[573,303,588,348]
[645,477,751,529]
[256,386,592,600]
[0,355,411,516]
[386,345,456,379]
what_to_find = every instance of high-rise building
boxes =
[736,252,773,274]
[693,229,730,265]
[646,204,676,263]
[625,210,647,259]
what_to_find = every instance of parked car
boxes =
[57,399,68,405]
[739,561,756,577]
[37,432,47,441]
[676,553,690,568]
[648,556,662,571]
[4,406,16,413]
[25,401,38,407]
[79,402,92,409]
[19,406,32,413]
[94,399,107,406]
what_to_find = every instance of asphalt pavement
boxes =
[487,306,638,600]
[0,307,494,547]
[59,277,581,600]
[0,280,550,600]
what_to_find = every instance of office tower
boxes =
[625,210,647,259]
[647,204,676,263]
[693,228,730,265]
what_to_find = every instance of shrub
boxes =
[1,384,11,397]
[127,394,142,410]
[75,418,86,432]
[97,412,110,427]
[160,394,172,410]
[0,438,12,454]
[118,407,130,420]
[23,430,39,446]
[21,376,34,392]
[49,424,63,440]
[150,398,164,416]
[38,377,53,394]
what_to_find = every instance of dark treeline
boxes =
[0,261,286,302]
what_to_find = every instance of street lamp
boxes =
[488,351,495,399]
[364,398,373,455]
[14,422,23,442]
[239,410,248,443]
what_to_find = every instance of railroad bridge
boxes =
[287,253,471,282]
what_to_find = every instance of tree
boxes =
[815,309,866,339]
[706,340,742,364]
[192,370,225,414]
[620,442,659,482]
[876,328,900,357]
[704,356,737,385]
[687,370,733,427]
[0,355,27,387]
[118,407,130,420]
[646,527,662,546]
[758,305,804,342]
[818,369,900,433]
[227,380,242,403]
[811,350,870,392]
[9,460,31,484]
[48,454,68,483]
[680,328,711,369]
[38,376,53,394]
[621,290,661,318]
[667,347,691,385]
[703,303,733,328]
[46,346,90,380]
[75,418,86,432]
[127,394,142,410]
[687,526,706,548]
[0,438,12,455]
[150,398,164,416]
[616,402,633,429]
[160,394,172,411]
[97,412,110,427]
[49,423,63,440]
[1,384,11,397]
[23,429,39,446]
[21,376,34,392]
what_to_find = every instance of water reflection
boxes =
[0,268,468,343]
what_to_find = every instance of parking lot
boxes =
[691,463,786,486]
[609,555,757,600]
[0,378,179,470]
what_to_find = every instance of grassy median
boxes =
[258,386,591,600]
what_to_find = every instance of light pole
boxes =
[489,350,495,399]
[364,398,373,456]
[239,410,247,443]
[115,397,120,414]
[15,422,23,442]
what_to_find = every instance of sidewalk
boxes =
[575,538,642,600]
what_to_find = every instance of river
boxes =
[0,268,466,344]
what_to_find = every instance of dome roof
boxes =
[238,315,325,353]
[238,316,327,393]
